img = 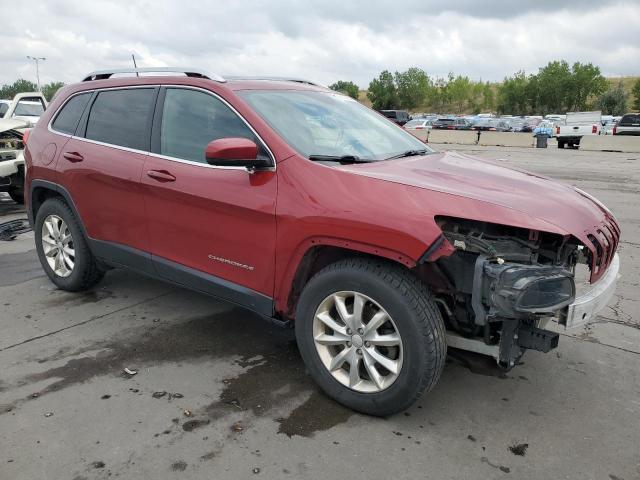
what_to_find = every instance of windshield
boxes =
[405,119,425,127]
[239,90,433,161]
[14,101,45,117]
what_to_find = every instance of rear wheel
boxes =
[34,198,104,291]
[557,140,565,149]
[295,258,446,416]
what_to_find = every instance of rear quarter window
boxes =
[85,88,156,150]
[51,93,92,135]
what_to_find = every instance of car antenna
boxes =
[131,54,139,77]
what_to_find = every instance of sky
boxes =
[1,0,639,88]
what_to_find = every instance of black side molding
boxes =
[418,234,445,264]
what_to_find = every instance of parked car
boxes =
[403,118,433,131]
[520,118,542,133]
[0,92,48,203]
[0,119,27,203]
[471,118,511,131]
[378,110,410,126]
[24,68,620,416]
[432,118,472,130]
[557,111,602,148]
[613,113,640,136]
[506,119,525,132]
[432,118,456,129]
[0,92,48,126]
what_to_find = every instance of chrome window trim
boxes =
[48,84,276,173]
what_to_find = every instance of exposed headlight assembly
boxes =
[472,256,575,323]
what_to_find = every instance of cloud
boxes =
[0,0,638,89]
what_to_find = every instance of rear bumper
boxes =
[561,253,620,328]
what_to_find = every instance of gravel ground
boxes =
[0,144,638,480]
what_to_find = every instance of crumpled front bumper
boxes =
[560,253,620,328]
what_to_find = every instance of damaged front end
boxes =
[418,216,602,369]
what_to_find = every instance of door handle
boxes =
[63,151,84,163]
[146,170,176,182]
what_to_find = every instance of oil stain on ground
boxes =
[5,307,353,437]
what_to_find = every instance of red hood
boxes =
[340,150,619,280]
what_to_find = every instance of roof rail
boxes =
[224,76,324,87]
[81,67,226,83]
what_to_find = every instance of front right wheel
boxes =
[295,258,446,416]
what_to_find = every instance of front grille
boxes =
[587,214,620,282]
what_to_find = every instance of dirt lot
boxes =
[1,145,639,480]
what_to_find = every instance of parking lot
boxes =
[1,145,639,479]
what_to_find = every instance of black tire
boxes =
[7,188,24,204]
[557,140,565,149]
[295,258,447,416]
[34,197,104,291]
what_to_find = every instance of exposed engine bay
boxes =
[418,216,591,369]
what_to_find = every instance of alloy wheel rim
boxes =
[41,214,75,278]
[312,291,403,393]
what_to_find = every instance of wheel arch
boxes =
[275,237,419,320]
[29,180,88,238]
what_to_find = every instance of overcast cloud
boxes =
[1,0,638,88]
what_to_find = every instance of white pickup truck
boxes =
[556,111,602,149]
[0,92,48,203]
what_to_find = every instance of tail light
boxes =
[592,125,597,134]
[22,128,31,145]
[415,126,424,130]
[613,125,617,135]
[556,126,560,135]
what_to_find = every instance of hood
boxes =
[0,118,29,133]
[340,150,613,241]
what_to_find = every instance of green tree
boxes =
[447,75,473,113]
[534,61,573,114]
[42,81,66,101]
[367,70,398,110]
[568,62,607,111]
[0,79,38,99]
[329,80,359,99]
[497,71,529,114]
[597,81,627,115]
[394,67,432,110]
[481,82,495,112]
[632,78,640,111]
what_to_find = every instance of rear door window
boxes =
[158,88,261,164]
[85,88,156,151]
[51,93,92,135]
[0,103,7,118]
[619,114,639,126]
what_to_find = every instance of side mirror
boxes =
[204,138,270,169]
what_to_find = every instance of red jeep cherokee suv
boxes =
[24,68,620,415]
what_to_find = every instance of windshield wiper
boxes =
[384,149,429,160]
[308,154,372,164]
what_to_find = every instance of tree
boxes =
[534,61,573,114]
[0,79,38,99]
[497,71,529,114]
[447,75,473,113]
[597,81,627,115]
[568,62,607,111]
[367,70,398,110]
[480,82,496,112]
[329,80,359,99]
[632,78,640,111]
[42,81,66,101]
[394,67,432,110]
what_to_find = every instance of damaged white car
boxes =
[0,92,48,203]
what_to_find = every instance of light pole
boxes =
[26,56,46,91]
